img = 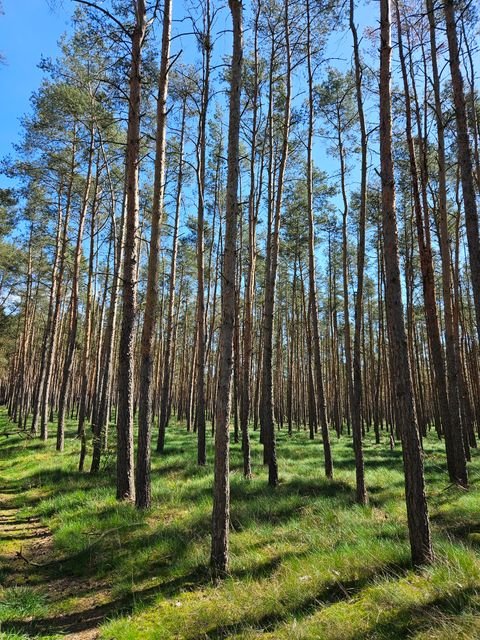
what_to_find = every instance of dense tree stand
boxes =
[6,0,480,587]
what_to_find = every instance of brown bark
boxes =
[195,0,213,466]
[443,0,480,345]
[57,126,95,451]
[116,0,147,502]
[350,0,367,503]
[306,0,333,479]
[135,0,172,509]
[78,159,100,470]
[379,0,433,567]
[396,1,467,486]
[211,0,242,581]
[426,0,468,485]
[239,0,261,480]
[90,164,126,473]
[260,5,291,487]
[41,143,76,440]
[158,97,185,451]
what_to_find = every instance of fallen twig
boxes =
[16,547,45,567]
[440,482,469,493]
[16,522,145,568]
[0,430,34,439]
[83,522,144,540]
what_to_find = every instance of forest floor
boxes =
[1,410,480,639]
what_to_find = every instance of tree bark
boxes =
[135,0,172,509]
[306,0,333,479]
[443,0,480,345]
[260,5,291,487]
[194,0,212,466]
[116,0,147,502]
[57,126,95,451]
[379,0,433,567]
[350,0,367,503]
[240,0,261,480]
[158,97,185,451]
[426,0,468,485]
[211,0,242,581]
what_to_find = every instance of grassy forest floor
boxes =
[1,409,480,639]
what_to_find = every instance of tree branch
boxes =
[73,0,132,39]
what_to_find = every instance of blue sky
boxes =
[0,0,74,186]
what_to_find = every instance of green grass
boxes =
[0,587,46,623]
[1,408,480,639]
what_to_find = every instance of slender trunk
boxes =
[41,144,76,440]
[135,0,172,509]
[379,0,433,567]
[78,160,101,470]
[90,169,126,473]
[31,205,62,436]
[57,127,95,451]
[426,0,468,485]
[195,0,212,466]
[116,0,147,502]
[350,0,367,503]
[158,98,185,451]
[399,1,467,484]
[240,2,261,480]
[306,0,333,478]
[211,0,242,580]
[444,0,480,344]
[260,6,291,487]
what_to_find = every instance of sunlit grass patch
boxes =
[0,587,46,622]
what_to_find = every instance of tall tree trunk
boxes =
[211,0,242,580]
[379,0,433,567]
[135,0,172,509]
[41,144,76,440]
[396,1,467,485]
[116,0,147,502]
[90,167,126,474]
[443,0,480,344]
[195,0,212,466]
[260,5,291,487]
[240,0,261,480]
[350,0,367,503]
[158,97,185,451]
[306,0,333,479]
[30,201,63,436]
[57,127,95,451]
[78,165,99,471]
[426,0,468,485]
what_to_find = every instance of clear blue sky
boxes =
[0,0,74,187]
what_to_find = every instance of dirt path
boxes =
[0,491,51,565]
[0,491,116,640]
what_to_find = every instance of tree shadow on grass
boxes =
[201,559,412,640]
[2,556,413,639]
[0,439,47,462]
[131,548,310,600]
[0,530,49,542]
[0,554,294,636]
[354,585,480,640]
[278,476,355,499]
[2,468,114,512]
[431,512,480,547]
[331,452,404,472]
[3,595,135,637]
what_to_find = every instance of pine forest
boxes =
[1,0,480,637]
